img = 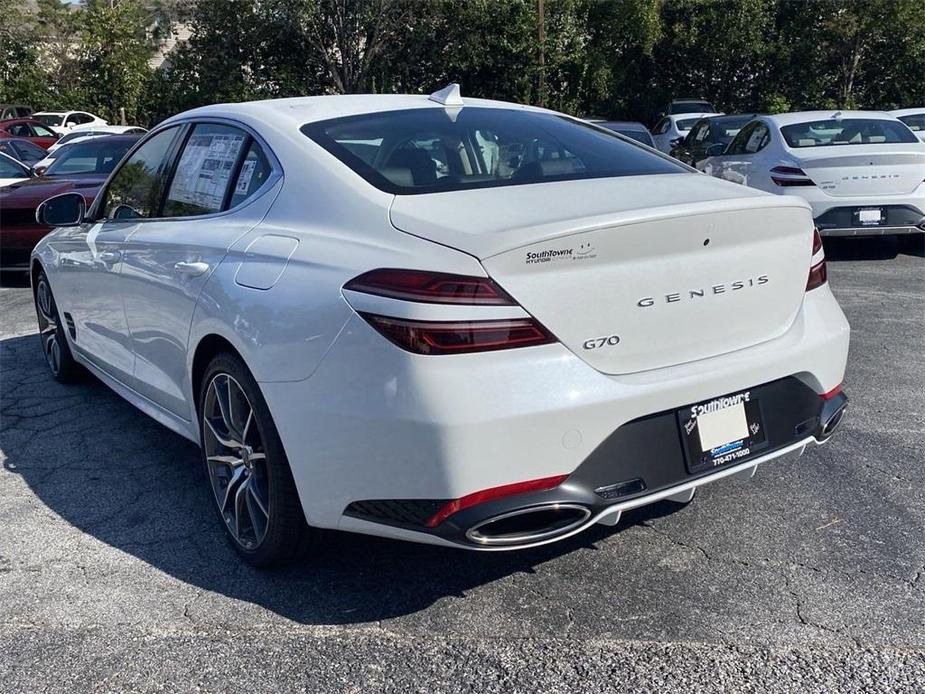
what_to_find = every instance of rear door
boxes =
[119,122,279,418]
[714,121,770,186]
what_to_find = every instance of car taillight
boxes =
[345,269,556,354]
[344,268,515,305]
[806,227,827,291]
[360,315,554,355]
[770,165,815,187]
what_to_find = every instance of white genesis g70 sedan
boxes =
[698,111,925,237]
[30,86,850,566]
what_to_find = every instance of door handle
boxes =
[174,261,210,277]
[98,250,120,263]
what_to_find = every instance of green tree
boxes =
[0,0,48,106]
[75,0,158,123]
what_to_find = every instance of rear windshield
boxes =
[33,114,63,127]
[46,139,134,176]
[610,128,654,146]
[301,107,684,194]
[676,117,702,130]
[781,118,919,148]
[897,114,925,132]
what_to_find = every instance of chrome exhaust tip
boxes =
[465,503,591,546]
[820,407,846,438]
[817,401,847,440]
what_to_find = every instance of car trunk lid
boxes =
[794,146,925,196]
[390,174,813,374]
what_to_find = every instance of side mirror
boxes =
[36,192,86,227]
[705,143,726,157]
[32,165,47,177]
[670,137,683,148]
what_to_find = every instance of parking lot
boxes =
[0,237,922,692]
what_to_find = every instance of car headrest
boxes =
[384,149,437,186]
[539,158,578,176]
[380,167,415,188]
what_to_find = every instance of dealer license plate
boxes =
[678,390,768,474]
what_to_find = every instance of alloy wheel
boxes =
[36,279,62,377]
[202,373,271,550]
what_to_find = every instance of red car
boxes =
[0,134,140,271]
[0,118,59,149]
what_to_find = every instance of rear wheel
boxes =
[199,352,318,567]
[34,271,81,383]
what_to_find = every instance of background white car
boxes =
[651,112,722,153]
[0,150,31,187]
[890,108,925,142]
[31,110,107,135]
[698,110,925,236]
[32,135,108,175]
[30,89,849,566]
[46,125,147,154]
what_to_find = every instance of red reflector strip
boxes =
[821,384,843,400]
[345,269,516,305]
[361,314,555,355]
[425,475,569,528]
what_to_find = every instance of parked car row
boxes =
[0,106,148,270]
[0,134,143,270]
[579,103,924,240]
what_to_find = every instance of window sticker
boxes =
[745,128,765,153]
[235,159,257,195]
[169,133,246,211]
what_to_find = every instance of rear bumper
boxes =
[814,204,925,236]
[784,187,925,236]
[345,380,847,549]
[262,283,850,547]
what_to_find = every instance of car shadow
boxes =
[0,332,685,625]
[824,234,924,261]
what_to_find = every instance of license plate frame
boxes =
[678,390,769,475]
[855,207,885,227]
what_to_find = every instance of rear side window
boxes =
[229,141,272,208]
[162,124,249,217]
[781,118,919,147]
[302,107,684,195]
[102,128,179,219]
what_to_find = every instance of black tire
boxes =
[33,271,82,384]
[198,352,319,567]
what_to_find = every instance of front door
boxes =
[77,126,184,383]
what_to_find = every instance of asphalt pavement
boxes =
[1,236,923,692]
